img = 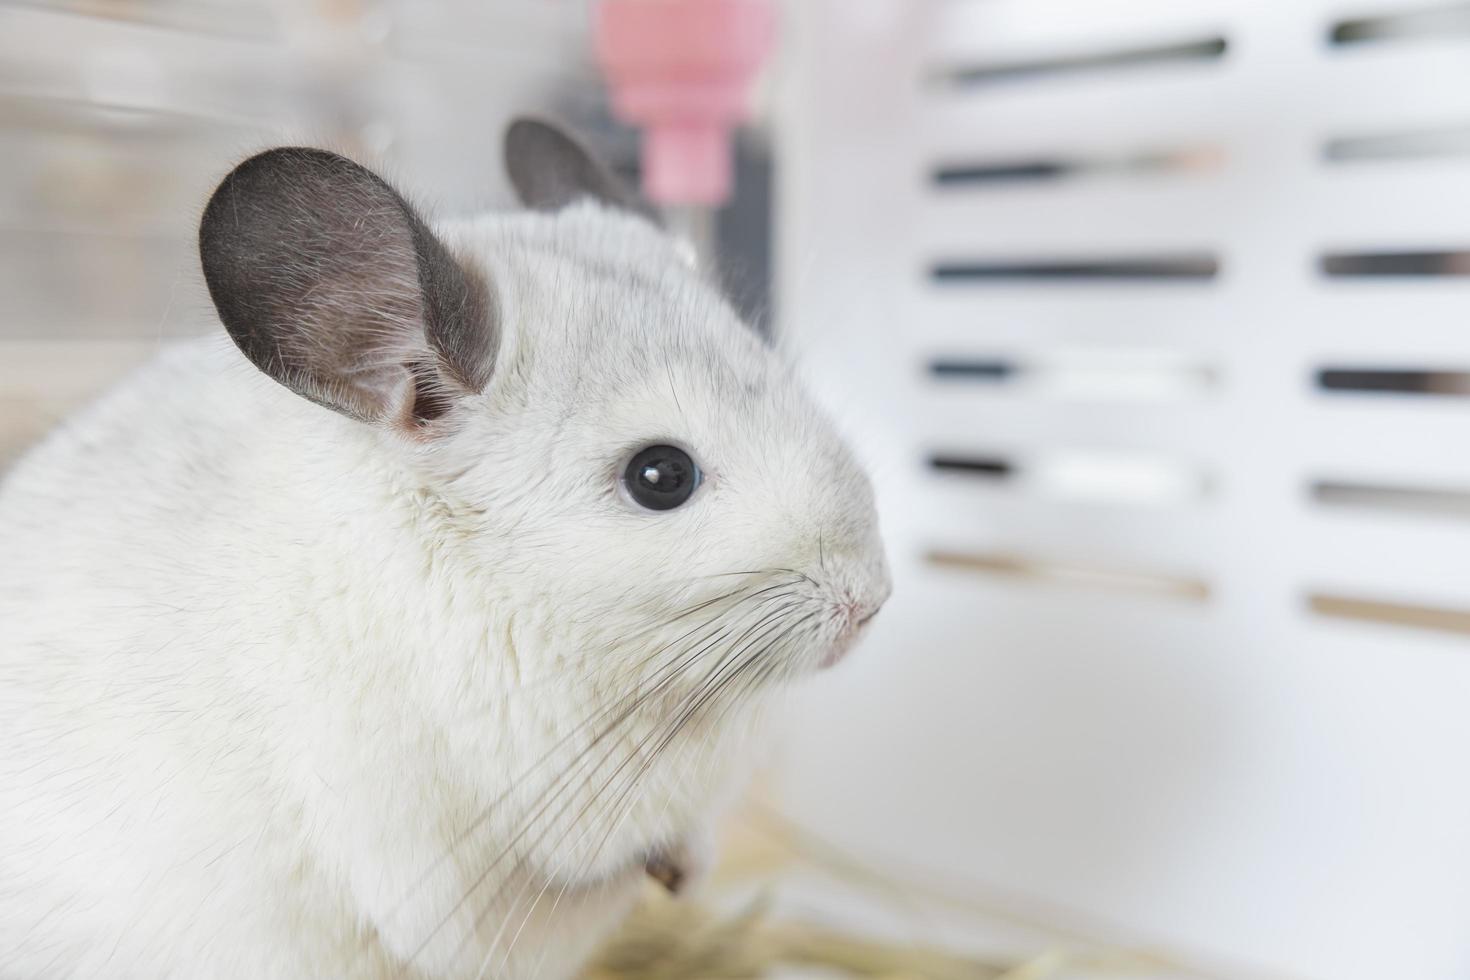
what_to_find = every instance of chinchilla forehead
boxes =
[441,205,778,412]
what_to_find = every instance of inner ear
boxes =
[503,117,661,225]
[199,147,496,428]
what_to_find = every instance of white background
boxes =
[773,2,1470,979]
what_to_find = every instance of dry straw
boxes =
[585,886,1030,980]
[582,800,1228,980]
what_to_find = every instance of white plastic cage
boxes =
[774,2,1470,979]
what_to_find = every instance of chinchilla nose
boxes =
[842,577,891,629]
[862,559,893,621]
[815,524,891,616]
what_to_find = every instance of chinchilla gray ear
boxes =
[198,147,496,429]
[503,117,661,225]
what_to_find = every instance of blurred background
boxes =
[3,1,1469,979]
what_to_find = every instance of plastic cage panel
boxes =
[775,2,1470,979]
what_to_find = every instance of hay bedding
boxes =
[582,804,1184,980]
[585,885,1027,980]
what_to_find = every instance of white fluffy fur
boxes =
[0,202,888,979]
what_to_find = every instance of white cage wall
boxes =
[774,2,1470,979]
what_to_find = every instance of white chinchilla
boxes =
[0,119,889,980]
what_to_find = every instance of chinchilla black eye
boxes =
[624,445,701,511]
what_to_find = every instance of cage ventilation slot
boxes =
[1321,250,1470,277]
[931,254,1219,283]
[932,36,1227,88]
[1317,368,1470,397]
[1328,3,1470,45]
[1308,592,1470,636]
[929,454,1013,478]
[929,359,1015,381]
[930,451,1209,504]
[928,353,1217,400]
[930,144,1225,188]
[927,549,1210,601]
[1323,124,1470,163]
[1311,480,1470,518]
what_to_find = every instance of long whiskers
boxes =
[425,595,806,971]
[380,576,797,930]
[467,601,817,977]
[391,575,817,974]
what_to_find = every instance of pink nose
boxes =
[845,591,888,629]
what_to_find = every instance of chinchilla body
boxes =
[0,122,889,979]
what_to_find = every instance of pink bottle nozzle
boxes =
[595,0,775,207]
[644,122,729,206]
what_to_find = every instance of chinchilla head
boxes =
[197,118,890,780]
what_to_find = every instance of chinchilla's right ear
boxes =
[503,117,661,226]
[198,147,497,431]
